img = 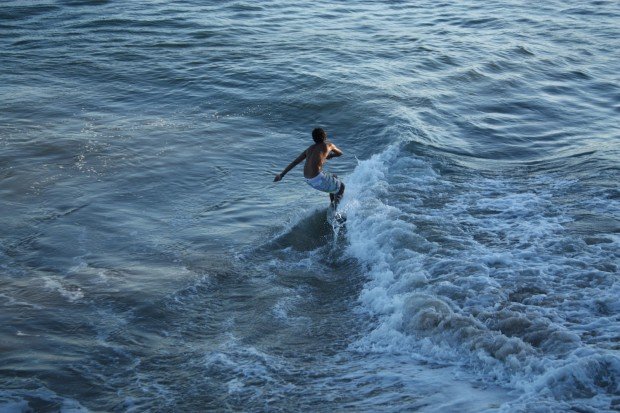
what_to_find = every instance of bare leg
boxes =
[333,183,345,207]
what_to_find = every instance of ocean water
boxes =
[1,0,619,412]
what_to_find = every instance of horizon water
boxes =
[1,1,619,412]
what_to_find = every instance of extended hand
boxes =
[274,174,282,182]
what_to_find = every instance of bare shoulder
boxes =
[327,141,341,151]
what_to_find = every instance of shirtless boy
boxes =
[274,128,345,206]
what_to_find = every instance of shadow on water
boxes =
[264,208,338,252]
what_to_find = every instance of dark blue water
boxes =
[1,1,619,412]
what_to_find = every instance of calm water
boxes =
[1,1,619,412]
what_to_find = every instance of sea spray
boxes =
[341,144,620,410]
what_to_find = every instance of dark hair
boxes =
[312,128,327,143]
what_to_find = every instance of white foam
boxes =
[340,144,620,410]
[43,277,85,302]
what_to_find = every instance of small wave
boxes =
[60,0,111,6]
[259,208,336,253]
[0,5,59,21]
[70,17,198,31]
[0,387,90,413]
[458,17,502,29]
[341,143,620,410]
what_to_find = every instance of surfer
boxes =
[274,128,345,207]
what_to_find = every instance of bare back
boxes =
[304,142,333,179]
[274,136,342,184]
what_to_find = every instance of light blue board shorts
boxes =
[305,171,343,194]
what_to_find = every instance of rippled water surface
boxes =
[1,1,619,412]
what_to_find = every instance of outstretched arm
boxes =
[274,150,307,182]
